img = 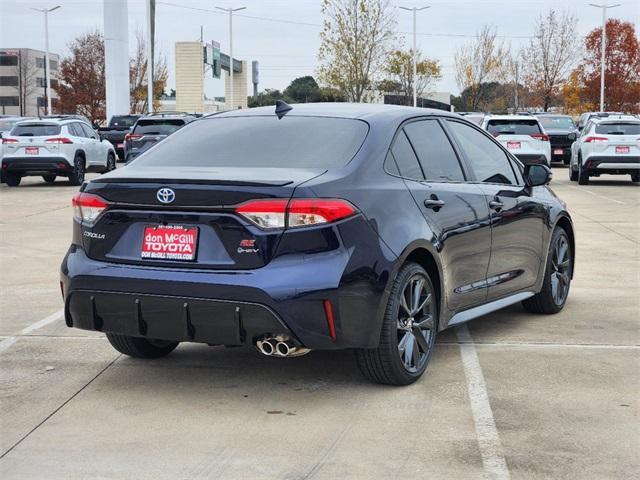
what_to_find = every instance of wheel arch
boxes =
[74,149,86,162]
[554,214,575,279]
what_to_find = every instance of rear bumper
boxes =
[2,157,72,175]
[61,238,393,350]
[585,156,640,171]
[514,154,548,165]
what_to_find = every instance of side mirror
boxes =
[524,164,552,187]
[568,132,577,141]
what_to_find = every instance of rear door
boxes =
[392,118,492,311]
[445,119,546,300]
[79,123,101,165]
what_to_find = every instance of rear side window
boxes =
[133,116,369,169]
[390,130,423,180]
[133,119,185,135]
[446,121,518,185]
[594,123,640,135]
[404,120,465,182]
[487,119,541,136]
[11,124,61,136]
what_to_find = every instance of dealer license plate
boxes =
[25,147,39,155]
[554,148,563,155]
[616,146,630,154]
[117,143,124,148]
[506,141,521,150]
[141,225,198,261]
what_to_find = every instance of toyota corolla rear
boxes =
[61,112,390,354]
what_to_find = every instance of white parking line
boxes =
[456,324,510,480]
[566,185,626,205]
[0,309,63,354]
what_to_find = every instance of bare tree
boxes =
[318,0,397,102]
[12,51,39,116]
[521,10,579,111]
[454,26,509,111]
[129,31,168,113]
[380,49,441,105]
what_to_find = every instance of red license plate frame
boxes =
[615,146,630,154]
[25,147,39,155]
[141,225,198,261]
[506,141,521,150]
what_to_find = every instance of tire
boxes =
[68,154,85,186]
[522,226,572,314]
[578,157,589,185]
[355,262,437,386]
[631,171,640,183]
[569,163,578,181]
[42,174,56,183]
[563,157,570,166]
[5,173,21,187]
[104,152,116,172]
[106,333,179,359]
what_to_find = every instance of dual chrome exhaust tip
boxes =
[255,334,311,357]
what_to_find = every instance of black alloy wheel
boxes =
[105,152,116,172]
[356,262,437,385]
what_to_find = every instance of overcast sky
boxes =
[1,0,638,99]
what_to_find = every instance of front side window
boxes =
[403,120,465,182]
[80,123,96,138]
[446,120,518,185]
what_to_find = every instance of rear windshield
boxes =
[538,116,575,129]
[133,119,185,135]
[110,116,138,128]
[132,116,369,169]
[594,123,640,135]
[11,124,61,136]
[487,119,541,135]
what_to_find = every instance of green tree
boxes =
[318,0,397,102]
[284,76,321,103]
[380,49,441,105]
[248,89,290,108]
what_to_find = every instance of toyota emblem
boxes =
[156,188,175,204]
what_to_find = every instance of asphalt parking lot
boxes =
[0,167,638,479]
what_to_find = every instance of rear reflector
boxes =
[72,192,108,224]
[45,137,74,144]
[323,299,337,341]
[236,198,356,229]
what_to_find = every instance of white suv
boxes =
[482,115,551,166]
[570,116,640,185]
[1,117,116,187]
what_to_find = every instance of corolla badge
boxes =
[156,187,175,204]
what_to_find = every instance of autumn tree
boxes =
[318,0,397,102]
[129,31,168,113]
[55,31,105,123]
[379,49,441,105]
[574,19,640,113]
[454,26,509,111]
[520,10,579,111]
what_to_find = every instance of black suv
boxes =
[61,103,574,385]
[124,112,196,163]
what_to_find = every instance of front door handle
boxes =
[489,199,504,211]
[424,195,445,211]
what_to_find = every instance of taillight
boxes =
[530,133,550,141]
[72,192,108,224]
[584,136,608,143]
[1,138,18,144]
[45,137,74,144]
[235,198,356,229]
[124,133,142,142]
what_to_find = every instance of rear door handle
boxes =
[489,199,504,211]
[424,196,445,210]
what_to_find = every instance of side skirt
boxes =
[447,291,535,328]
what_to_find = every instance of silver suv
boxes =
[1,117,116,186]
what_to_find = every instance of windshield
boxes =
[110,116,138,128]
[133,119,185,135]
[11,124,61,136]
[487,119,541,135]
[132,116,369,169]
[538,116,575,129]
[594,123,640,135]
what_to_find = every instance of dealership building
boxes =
[0,48,60,116]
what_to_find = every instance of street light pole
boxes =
[589,3,620,112]
[216,6,246,110]
[399,5,429,108]
[32,5,60,115]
